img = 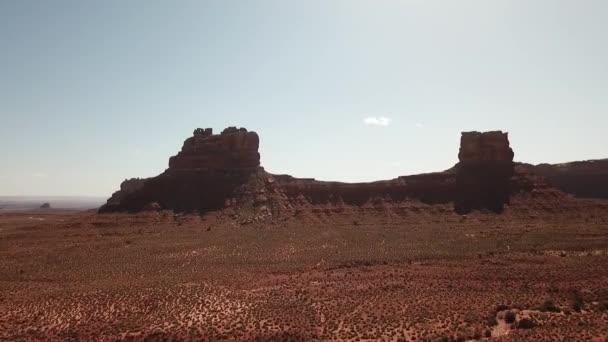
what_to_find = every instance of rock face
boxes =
[272,131,514,215]
[104,178,147,206]
[99,127,261,213]
[272,172,456,207]
[168,127,260,171]
[102,127,589,216]
[141,202,162,211]
[520,159,608,199]
[455,131,515,213]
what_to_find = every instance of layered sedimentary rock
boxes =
[104,178,147,206]
[454,131,515,213]
[99,127,260,213]
[520,159,608,199]
[271,171,456,208]
[102,127,587,216]
[168,127,260,171]
[272,131,514,214]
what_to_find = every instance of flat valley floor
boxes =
[1,200,608,341]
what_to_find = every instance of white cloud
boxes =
[415,122,423,128]
[32,173,49,179]
[363,116,391,127]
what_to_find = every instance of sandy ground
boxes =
[1,201,608,341]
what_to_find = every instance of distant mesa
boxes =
[39,202,51,209]
[99,126,607,215]
[519,159,608,199]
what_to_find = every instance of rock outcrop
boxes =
[101,127,595,216]
[272,131,514,215]
[39,203,51,209]
[168,127,260,171]
[271,171,456,208]
[99,127,261,213]
[104,178,147,206]
[519,159,608,199]
[455,131,514,213]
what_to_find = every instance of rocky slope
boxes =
[519,159,608,199]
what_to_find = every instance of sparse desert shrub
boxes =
[569,288,583,300]
[484,330,491,338]
[540,300,560,313]
[487,316,498,326]
[504,310,516,324]
[569,288,584,312]
[517,318,537,329]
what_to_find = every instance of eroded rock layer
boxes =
[271,172,456,207]
[455,131,515,213]
[101,127,600,215]
[99,127,261,213]
[520,159,608,199]
[168,127,260,171]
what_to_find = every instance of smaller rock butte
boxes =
[455,131,514,214]
[98,127,604,215]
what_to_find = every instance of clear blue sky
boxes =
[1,0,607,196]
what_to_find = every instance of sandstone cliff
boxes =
[101,127,596,216]
[99,127,261,213]
[519,159,608,199]
[168,127,260,171]
[454,131,514,213]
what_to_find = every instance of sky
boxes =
[1,0,607,196]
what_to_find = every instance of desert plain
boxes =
[1,197,608,341]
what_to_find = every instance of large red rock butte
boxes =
[99,127,261,213]
[99,127,606,214]
[454,131,515,213]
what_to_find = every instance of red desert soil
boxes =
[1,196,608,341]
